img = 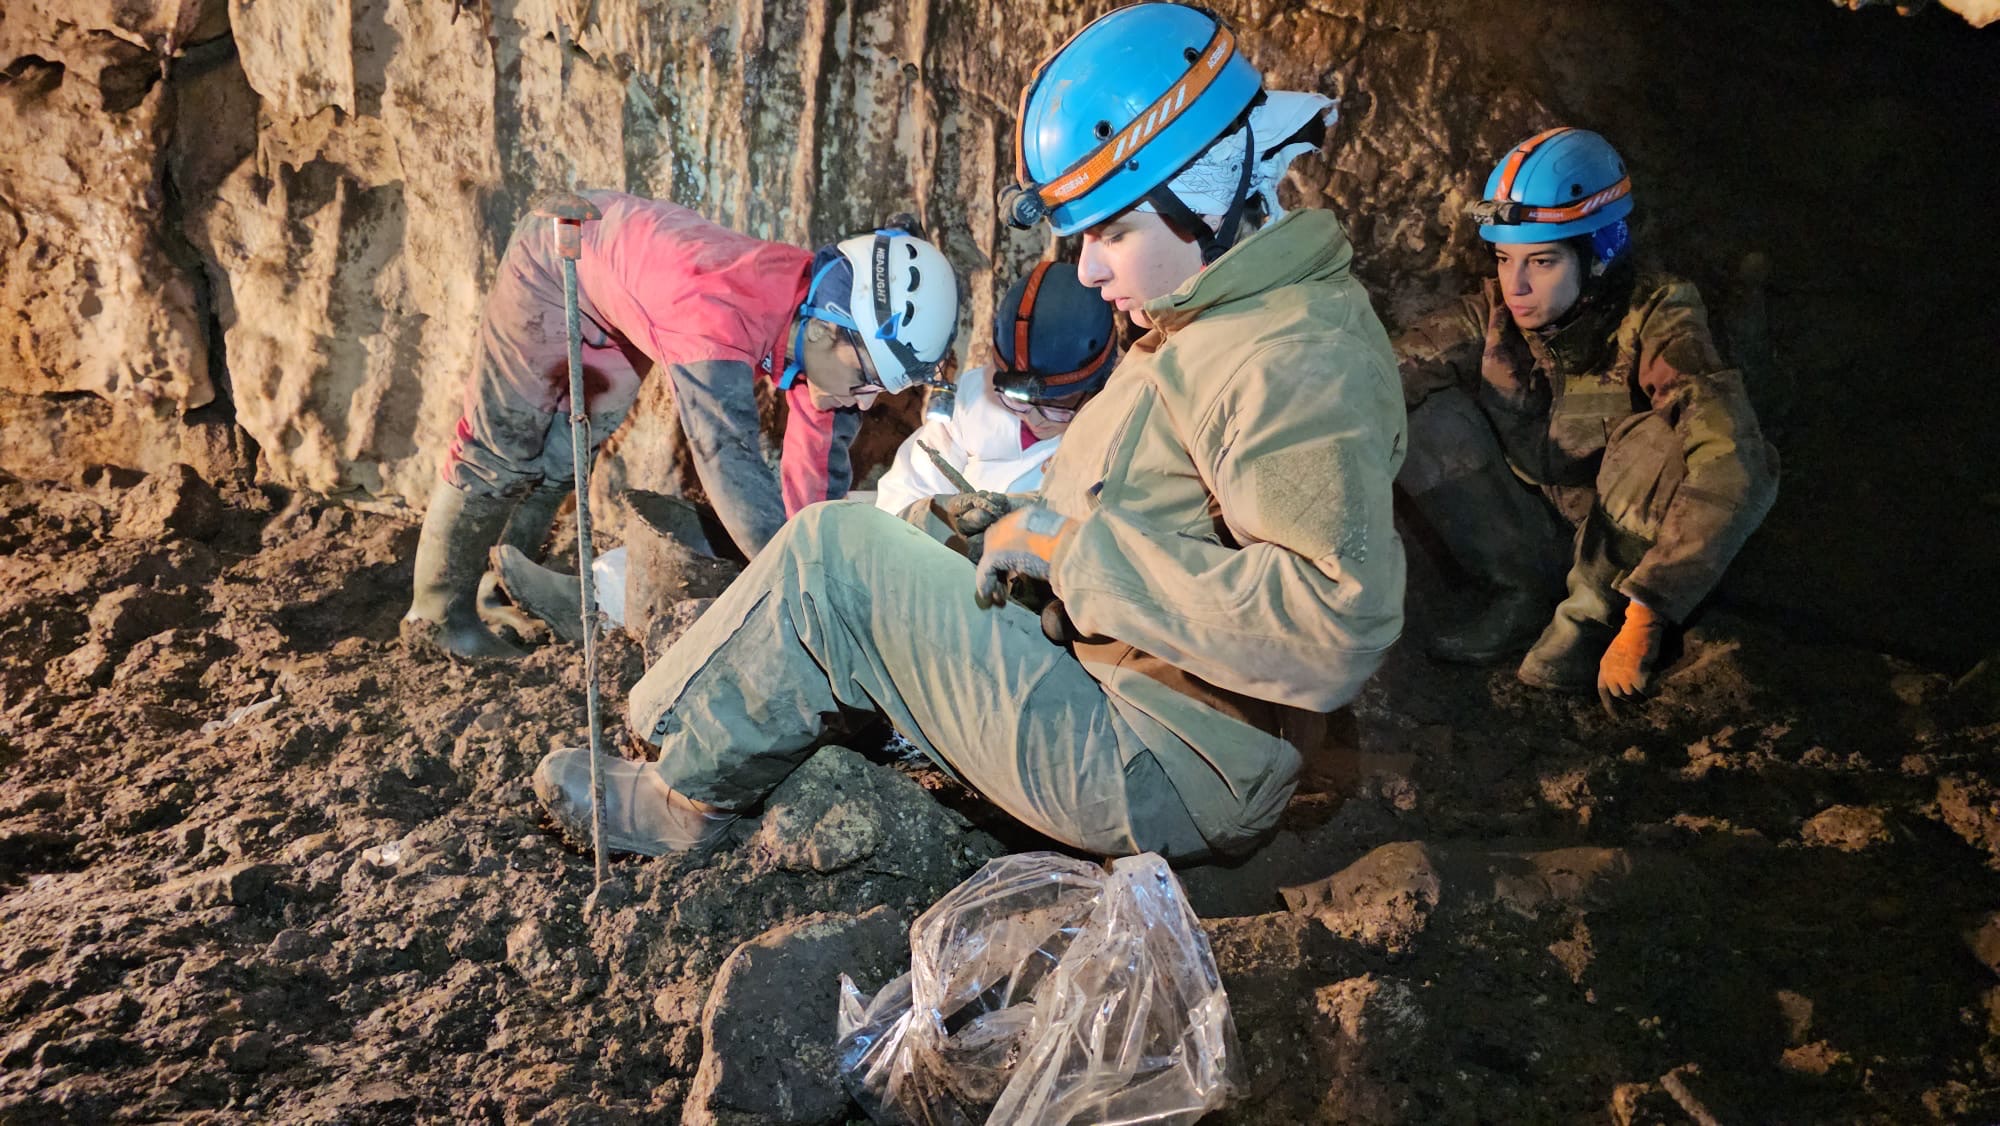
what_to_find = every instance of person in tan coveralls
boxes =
[531,4,1406,861]
[1397,127,1779,707]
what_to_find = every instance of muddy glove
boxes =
[973,506,1071,610]
[1598,601,1665,711]
[934,490,1013,537]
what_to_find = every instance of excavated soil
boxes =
[2,467,1999,1124]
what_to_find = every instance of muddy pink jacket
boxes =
[564,191,836,514]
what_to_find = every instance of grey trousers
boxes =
[624,502,1210,859]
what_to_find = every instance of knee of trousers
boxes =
[767,501,961,606]
[1399,387,1510,496]
[779,499,925,556]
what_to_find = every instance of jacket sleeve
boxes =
[874,415,964,516]
[779,382,860,515]
[1622,284,1779,620]
[1393,291,1490,407]
[1050,336,1405,711]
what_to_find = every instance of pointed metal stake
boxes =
[533,190,610,908]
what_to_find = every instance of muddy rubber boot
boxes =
[477,570,544,644]
[532,746,737,857]
[1431,589,1555,665]
[497,480,569,557]
[403,480,528,660]
[479,480,578,643]
[491,545,586,643]
[1408,476,1564,664]
[1516,566,1621,694]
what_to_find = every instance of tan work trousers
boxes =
[624,501,1211,859]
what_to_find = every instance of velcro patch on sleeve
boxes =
[1248,441,1369,563]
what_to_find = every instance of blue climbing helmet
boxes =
[990,261,1119,404]
[1469,127,1633,267]
[1001,3,1265,259]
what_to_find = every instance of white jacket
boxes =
[873,365,1063,516]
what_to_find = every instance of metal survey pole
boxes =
[534,190,609,901]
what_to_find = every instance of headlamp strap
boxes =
[780,257,852,391]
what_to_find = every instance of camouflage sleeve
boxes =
[1622,282,1780,620]
[1392,289,1491,408]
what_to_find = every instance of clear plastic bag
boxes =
[836,852,1237,1125]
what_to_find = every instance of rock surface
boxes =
[686,907,907,1125]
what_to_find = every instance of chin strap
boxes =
[1142,117,1257,265]
[779,256,852,391]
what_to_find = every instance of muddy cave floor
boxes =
[1,467,1999,1125]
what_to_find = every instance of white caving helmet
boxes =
[783,225,960,395]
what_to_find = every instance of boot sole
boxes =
[1515,658,1595,694]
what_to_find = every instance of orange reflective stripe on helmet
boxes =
[1012,261,1051,372]
[1015,25,1238,212]
[1028,336,1116,391]
[1493,126,1573,201]
[1516,175,1631,223]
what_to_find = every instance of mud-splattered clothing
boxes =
[442,191,851,553]
[1396,272,1778,621]
[626,207,1405,859]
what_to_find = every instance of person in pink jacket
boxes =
[403,191,959,660]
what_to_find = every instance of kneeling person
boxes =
[1396,128,1779,704]
[405,192,957,659]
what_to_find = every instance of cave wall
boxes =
[1,0,1996,661]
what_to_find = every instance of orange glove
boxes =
[1598,600,1665,710]
[973,506,1071,609]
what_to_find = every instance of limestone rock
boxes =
[1965,912,2000,977]
[748,746,1002,882]
[0,2,216,424]
[686,907,907,1126]
[1936,776,2000,866]
[86,584,198,649]
[157,860,284,910]
[114,464,224,542]
[1310,975,1429,1123]
[1799,804,1894,852]
[1282,841,1442,956]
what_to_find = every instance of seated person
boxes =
[1395,127,1779,706]
[874,260,1117,520]
[531,4,1403,864]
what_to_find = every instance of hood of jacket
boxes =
[1142,208,1357,334]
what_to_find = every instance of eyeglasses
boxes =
[845,331,888,397]
[995,386,1087,424]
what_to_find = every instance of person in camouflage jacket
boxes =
[1396,128,1778,707]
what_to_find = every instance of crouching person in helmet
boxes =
[1396,128,1779,706]
[530,4,1404,863]
[875,260,1117,550]
[400,190,957,660]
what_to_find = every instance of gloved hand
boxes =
[1598,600,1665,711]
[935,490,1013,537]
[974,506,1071,610]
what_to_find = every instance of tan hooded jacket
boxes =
[1035,207,1406,841]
